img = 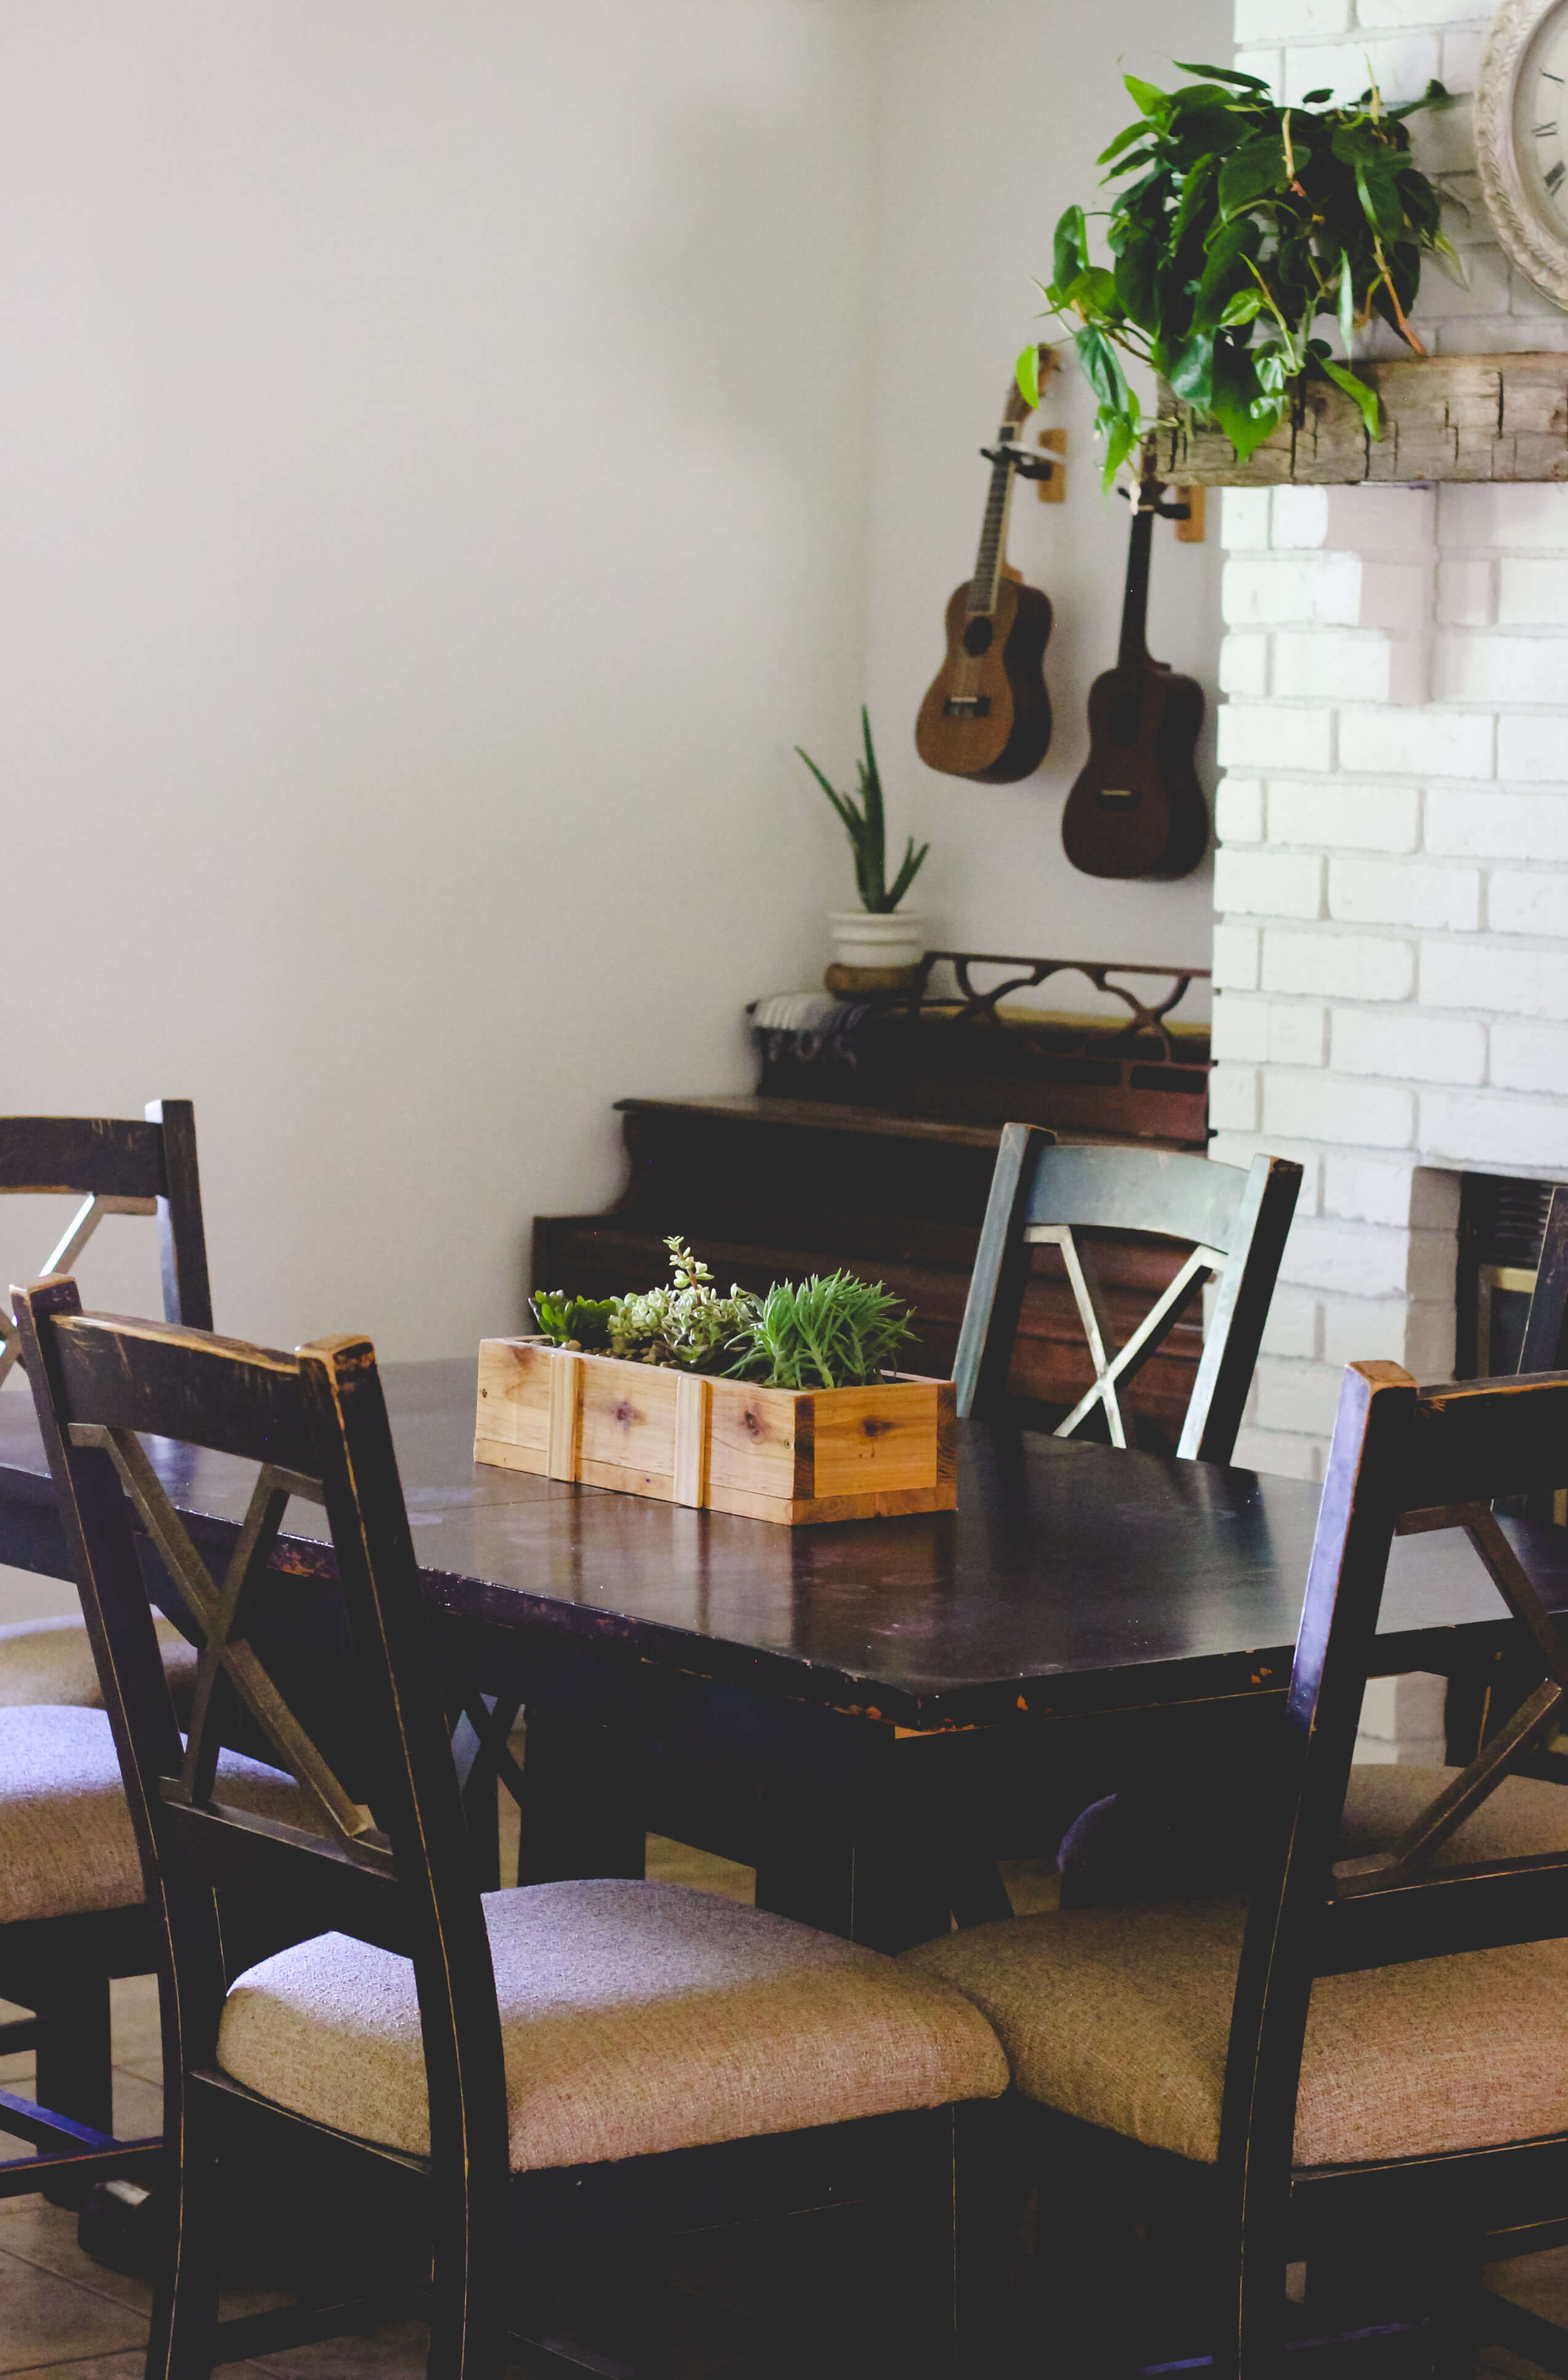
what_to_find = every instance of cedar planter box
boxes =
[1155,352,1568,486]
[473,1338,956,1525]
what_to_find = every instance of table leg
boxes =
[754,1797,955,1953]
[515,1708,644,1887]
[754,1812,855,1938]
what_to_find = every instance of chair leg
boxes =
[877,2107,962,2378]
[36,1967,113,2210]
[426,2164,505,2380]
[145,2078,221,2380]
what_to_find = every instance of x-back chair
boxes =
[0,1101,210,1712]
[0,1107,213,2205]
[953,1126,1302,1463]
[1430,1176,1568,1779]
[911,1358,1568,2374]
[17,1280,1008,2379]
[949,1130,1302,1914]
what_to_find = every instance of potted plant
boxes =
[796,708,930,982]
[475,1239,955,1525]
[1023,63,1455,478]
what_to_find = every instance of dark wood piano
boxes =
[533,953,1213,1451]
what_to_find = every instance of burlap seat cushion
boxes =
[216,1878,1011,2172]
[0,1705,317,1928]
[906,1769,1568,2171]
[1340,1763,1568,1860]
[0,1616,197,1713]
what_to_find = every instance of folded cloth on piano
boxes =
[746,993,869,1069]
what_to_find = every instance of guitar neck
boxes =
[1117,503,1154,672]
[967,429,1018,617]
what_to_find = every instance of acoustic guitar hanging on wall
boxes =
[915,355,1056,785]
[1060,459,1209,882]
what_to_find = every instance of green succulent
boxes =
[530,1290,621,1350]
[796,708,928,914]
[534,1242,917,1390]
[606,1239,761,1373]
[729,1272,916,1392]
[1026,63,1456,480]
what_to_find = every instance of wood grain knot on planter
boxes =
[1156,352,1568,485]
[473,1338,957,1525]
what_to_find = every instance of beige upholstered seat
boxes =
[0,1616,198,1713]
[217,1878,1011,2173]
[906,1768,1568,2173]
[1340,1761,1568,1860]
[0,1704,317,1928]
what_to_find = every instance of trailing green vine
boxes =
[1023,63,1456,479]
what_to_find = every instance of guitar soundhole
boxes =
[962,617,994,657]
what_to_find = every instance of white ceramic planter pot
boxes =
[827,909,927,972]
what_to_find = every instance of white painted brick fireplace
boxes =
[1210,0,1568,1482]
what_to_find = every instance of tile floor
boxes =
[0,1840,1561,2378]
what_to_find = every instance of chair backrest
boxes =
[0,1102,211,1384]
[13,1277,507,2203]
[1221,1359,1568,2266]
[1520,1184,1568,1375]
[951,1126,1302,1462]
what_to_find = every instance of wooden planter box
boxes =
[473,1338,957,1525]
[1155,352,1568,486]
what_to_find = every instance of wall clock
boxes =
[1477,0,1568,307]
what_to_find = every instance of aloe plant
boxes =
[796,708,929,913]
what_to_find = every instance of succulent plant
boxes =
[727,1271,916,1391]
[532,1240,916,1390]
[796,708,929,914]
[533,1239,760,1374]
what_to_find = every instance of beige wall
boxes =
[0,0,1232,1613]
[858,0,1229,983]
[0,0,879,1368]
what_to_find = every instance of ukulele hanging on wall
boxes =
[1061,457,1209,882]
[915,356,1056,784]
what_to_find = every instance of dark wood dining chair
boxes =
[0,1101,210,1710]
[0,1101,211,1374]
[15,1279,1010,2379]
[952,1127,1302,1462]
[0,1106,213,2205]
[911,1357,1568,2373]
[1431,1178,1568,1775]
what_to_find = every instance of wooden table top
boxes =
[0,1359,1558,1733]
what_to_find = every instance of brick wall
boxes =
[1213,0,1568,1480]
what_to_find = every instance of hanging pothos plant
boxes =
[1021,63,1457,481]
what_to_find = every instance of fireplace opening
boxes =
[1456,1172,1563,1381]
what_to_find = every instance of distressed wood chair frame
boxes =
[0,1103,212,1385]
[952,1129,1302,1462]
[16,1280,988,2380]
[1023,1360,1568,2376]
[0,1104,212,2197]
[1439,1181,1568,1767]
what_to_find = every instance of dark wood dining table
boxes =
[0,1358,1558,1951]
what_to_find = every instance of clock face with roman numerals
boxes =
[1479,0,1568,307]
[1516,6,1568,221]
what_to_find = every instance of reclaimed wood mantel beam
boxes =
[1155,352,1568,485]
